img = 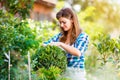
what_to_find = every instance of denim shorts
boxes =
[63,67,86,80]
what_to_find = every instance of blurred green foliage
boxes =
[93,33,120,65]
[0,0,34,19]
[0,10,39,79]
[78,6,105,40]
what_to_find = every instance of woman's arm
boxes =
[50,42,81,57]
[50,33,89,57]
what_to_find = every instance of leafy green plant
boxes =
[0,10,39,79]
[86,33,120,80]
[93,33,120,65]
[31,45,67,72]
[0,0,34,19]
[35,66,68,80]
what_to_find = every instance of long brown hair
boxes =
[56,7,82,45]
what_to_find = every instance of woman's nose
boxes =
[60,23,64,27]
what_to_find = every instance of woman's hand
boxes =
[49,42,62,46]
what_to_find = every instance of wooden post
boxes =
[4,52,10,80]
[8,51,10,80]
[28,51,31,80]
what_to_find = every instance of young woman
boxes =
[44,7,89,80]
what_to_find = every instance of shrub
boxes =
[31,45,67,72]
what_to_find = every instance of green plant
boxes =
[37,66,66,80]
[31,45,67,72]
[1,0,34,19]
[93,33,120,65]
[86,33,120,80]
[0,10,39,79]
[31,66,69,80]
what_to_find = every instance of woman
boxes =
[44,7,89,80]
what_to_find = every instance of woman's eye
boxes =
[61,21,66,24]
[63,22,66,24]
[59,21,66,25]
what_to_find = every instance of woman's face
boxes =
[58,17,73,32]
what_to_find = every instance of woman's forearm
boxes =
[60,42,81,57]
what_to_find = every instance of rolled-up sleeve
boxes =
[76,33,89,55]
[44,33,61,45]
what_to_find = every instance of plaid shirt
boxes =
[44,32,89,69]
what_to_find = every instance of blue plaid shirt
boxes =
[44,32,89,69]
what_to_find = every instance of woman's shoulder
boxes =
[78,32,88,38]
[75,32,88,42]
